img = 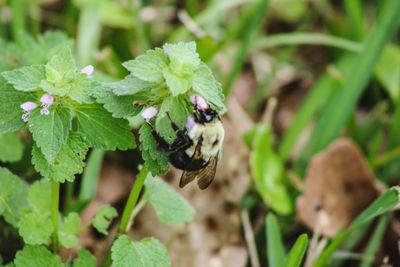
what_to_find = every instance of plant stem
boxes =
[118,165,149,234]
[51,180,60,251]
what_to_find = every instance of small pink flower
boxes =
[191,95,208,110]
[20,101,38,122]
[20,102,38,111]
[81,65,94,76]
[40,94,54,105]
[39,94,54,116]
[141,106,158,121]
[186,116,195,129]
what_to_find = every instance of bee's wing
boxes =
[179,140,203,188]
[196,156,218,190]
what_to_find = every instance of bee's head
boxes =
[191,95,219,123]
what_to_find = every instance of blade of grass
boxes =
[79,149,104,202]
[77,5,102,66]
[278,55,353,160]
[266,213,286,267]
[253,33,362,52]
[359,215,388,267]
[223,0,269,97]
[285,234,309,267]
[313,187,400,267]
[343,0,365,40]
[298,0,400,167]
[10,0,27,43]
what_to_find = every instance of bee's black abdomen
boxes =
[169,150,208,171]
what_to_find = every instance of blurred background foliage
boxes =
[0,0,400,266]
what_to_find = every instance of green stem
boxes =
[372,146,400,168]
[118,165,149,234]
[51,180,60,251]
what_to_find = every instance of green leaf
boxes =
[0,167,29,227]
[68,75,96,104]
[73,249,97,267]
[163,67,192,96]
[155,96,190,143]
[45,45,77,88]
[266,213,286,267]
[250,125,292,215]
[299,0,400,164]
[139,124,169,176]
[144,176,195,224]
[58,212,81,248]
[75,104,135,150]
[91,85,142,119]
[14,246,63,267]
[163,42,200,76]
[28,106,72,164]
[192,63,226,113]
[92,204,118,235]
[0,84,36,133]
[28,179,51,215]
[111,235,171,267]
[32,133,88,183]
[79,149,104,202]
[18,212,53,245]
[110,75,152,96]
[2,65,46,92]
[122,48,167,83]
[0,132,24,162]
[285,234,308,267]
[374,44,400,101]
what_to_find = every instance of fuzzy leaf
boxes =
[75,104,135,150]
[0,85,36,133]
[91,85,142,118]
[122,48,167,83]
[110,75,153,96]
[2,65,46,92]
[68,75,96,104]
[0,132,24,162]
[163,67,192,96]
[192,63,226,113]
[0,167,29,227]
[139,124,169,176]
[111,235,171,267]
[145,176,195,224]
[14,246,63,267]
[92,204,118,235]
[28,179,52,215]
[18,212,53,245]
[45,45,76,87]
[28,106,72,164]
[58,212,81,248]
[32,133,88,183]
[163,42,200,76]
[73,249,97,267]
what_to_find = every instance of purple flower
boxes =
[81,65,94,76]
[191,95,208,110]
[186,116,195,129]
[39,94,54,116]
[20,101,38,122]
[141,106,158,121]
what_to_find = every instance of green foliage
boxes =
[250,125,292,215]
[28,107,72,164]
[0,167,29,227]
[111,235,171,267]
[144,176,195,224]
[31,134,88,183]
[0,132,24,162]
[14,246,63,267]
[266,214,286,267]
[139,124,170,176]
[375,44,400,101]
[285,234,308,267]
[58,212,81,248]
[45,46,77,89]
[72,249,97,267]
[2,65,46,92]
[92,204,118,235]
[75,104,135,150]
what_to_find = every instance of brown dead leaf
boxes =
[297,138,381,237]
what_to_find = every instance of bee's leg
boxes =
[166,112,192,145]
[146,121,173,152]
